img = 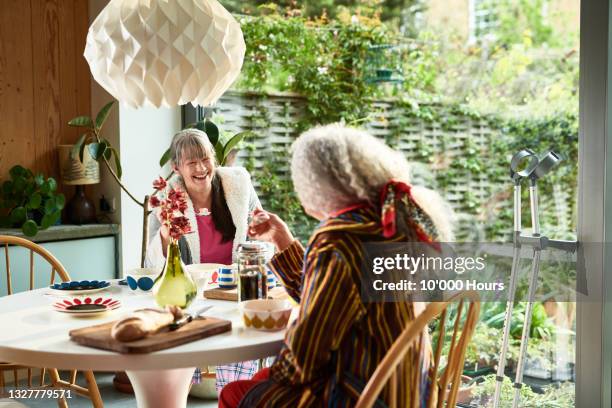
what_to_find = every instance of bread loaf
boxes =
[111,306,183,342]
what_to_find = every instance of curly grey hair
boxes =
[290,124,454,241]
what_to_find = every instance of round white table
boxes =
[0,283,289,408]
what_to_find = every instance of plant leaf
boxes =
[41,214,54,229]
[101,138,115,160]
[110,147,122,178]
[98,141,108,160]
[223,131,252,161]
[2,181,12,195]
[24,182,35,196]
[9,165,26,179]
[46,178,57,192]
[103,144,112,160]
[41,212,60,229]
[29,193,42,209]
[68,116,93,128]
[159,147,172,167]
[194,121,206,132]
[215,143,224,165]
[10,206,27,224]
[34,174,44,187]
[13,176,26,193]
[55,194,65,210]
[79,141,87,162]
[95,101,115,130]
[204,120,219,146]
[22,219,38,237]
[44,198,56,214]
[71,133,88,159]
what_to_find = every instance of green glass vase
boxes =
[154,239,197,309]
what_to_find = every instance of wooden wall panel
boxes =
[32,0,61,178]
[0,0,35,180]
[73,0,91,128]
[0,0,91,182]
[58,0,78,145]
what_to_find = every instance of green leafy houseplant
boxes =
[69,101,154,266]
[461,321,558,375]
[159,119,252,167]
[68,101,124,192]
[0,165,65,236]
[470,374,574,407]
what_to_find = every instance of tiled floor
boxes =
[2,372,218,408]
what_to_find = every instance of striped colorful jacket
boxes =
[239,205,434,407]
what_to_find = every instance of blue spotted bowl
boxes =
[126,268,159,292]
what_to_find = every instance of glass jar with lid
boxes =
[237,242,269,302]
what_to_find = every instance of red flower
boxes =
[149,196,161,207]
[151,177,192,240]
[168,189,185,201]
[169,216,192,240]
[152,177,167,191]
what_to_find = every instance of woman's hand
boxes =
[248,208,295,252]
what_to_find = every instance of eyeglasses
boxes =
[126,276,155,291]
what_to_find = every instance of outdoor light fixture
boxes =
[84,0,245,108]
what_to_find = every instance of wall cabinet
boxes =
[0,224,120,294]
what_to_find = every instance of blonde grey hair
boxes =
[170,129,217,166]
[290,124,454,241]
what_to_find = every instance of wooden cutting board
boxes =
[203,285,289,301]
[69,317,231,354]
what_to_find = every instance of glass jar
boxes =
[237,242,268,302]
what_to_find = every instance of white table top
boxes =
[0,283,288,371]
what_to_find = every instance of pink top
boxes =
[196,213,233,265]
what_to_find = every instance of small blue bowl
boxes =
[126,268,159,292]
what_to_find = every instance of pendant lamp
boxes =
[84,0,245,108]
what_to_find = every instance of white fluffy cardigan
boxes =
[145,166,261,268]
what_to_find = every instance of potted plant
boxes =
[469,373,575,407]
[0,165,65,236]
[159,119,252,167]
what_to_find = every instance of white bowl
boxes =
[125,267,160,292]
[186,263,233,290]
[186,263,231,278]
[240,299,292,331]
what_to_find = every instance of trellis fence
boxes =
[213,91,575,241]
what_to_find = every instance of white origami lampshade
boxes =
[84,0,245,108]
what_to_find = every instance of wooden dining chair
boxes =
[0,235,103,408]
[355,291,480,408]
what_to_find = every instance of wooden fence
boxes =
[212,91,574,241]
